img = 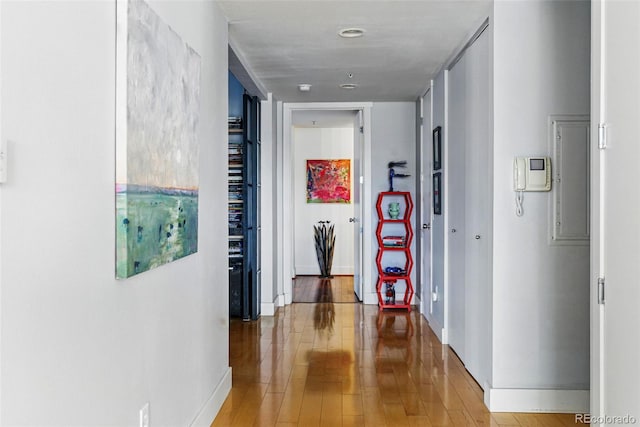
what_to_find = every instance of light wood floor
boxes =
[212,301,580,426]
[293,275,359,303]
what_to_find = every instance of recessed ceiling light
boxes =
[340,83,358,89]
[298,84,312,92]
[338,28,365,38]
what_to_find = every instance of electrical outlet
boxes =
[432,286,439,302]
[139,402,150,427]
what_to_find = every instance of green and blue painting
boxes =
[116,0,201,279]
[116,185,198,278]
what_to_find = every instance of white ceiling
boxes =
[217,0,492,102]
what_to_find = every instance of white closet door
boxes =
[447,54,467,361]
[592,0,640,422]
[446,24,491,387]
[462,27,491,387]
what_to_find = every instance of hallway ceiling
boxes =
[217,0,491,102]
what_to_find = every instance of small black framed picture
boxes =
[433,126,442,171]
[433,172,442,215]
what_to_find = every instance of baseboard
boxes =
[413,294,421,307]
[484,387,589,413]
[261,301,276,316]
[363,292,378,305]
[190,367,232,427]
[277,293,286,307]
[426,314,446,344]
[261,295,279,316]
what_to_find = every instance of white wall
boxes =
[293,127,354,275]
[425,1,590,411]
[430,72,446,337]
[0,2,230,425]
[369,103,416,304]
[275,101,287,305]
[260,93,279,315]
[414,99,423,302]
[489,0,590,404]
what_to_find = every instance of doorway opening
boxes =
[281,103,373,306]
[291,110,358,303]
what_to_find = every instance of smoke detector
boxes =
[338,28,365,38]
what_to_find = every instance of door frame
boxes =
[590,0,603,418]
[353,110,364,301]
[419,86,434,317]
[281,102,374,305]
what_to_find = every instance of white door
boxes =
[447,54,467,360]
[592,1,640,421]
[353,110,364,301]
[462,27,490,386]
[421,90,433,315]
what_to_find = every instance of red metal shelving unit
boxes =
[375,191,414,311]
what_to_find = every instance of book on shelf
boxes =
[382,235,406,247]
[228,116,242,129]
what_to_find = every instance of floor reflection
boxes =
[308,281,354,393]
[293,275,359,303]
[313,278,335,332]
[375,310,414,364]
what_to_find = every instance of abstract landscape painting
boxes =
[306,159,351,203]
[116,0,201,279]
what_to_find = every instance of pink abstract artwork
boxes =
[306,159,351,203]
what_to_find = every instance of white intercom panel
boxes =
[513,157,551,192]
